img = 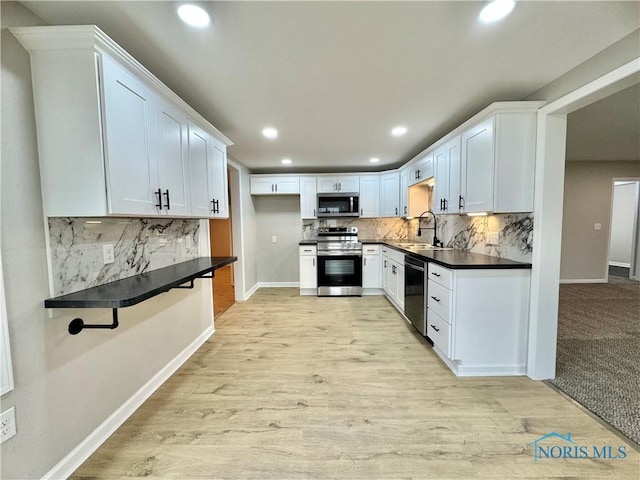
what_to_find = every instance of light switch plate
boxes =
[271,235,277,243]
[103,244,115,264]
[594,223,602,230]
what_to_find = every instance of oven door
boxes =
[317,253,363,296]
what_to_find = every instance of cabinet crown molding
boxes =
[11,25,233,147]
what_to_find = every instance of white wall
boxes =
[254,196,301,283]
[1,3,213,478]
[560,161,640,281]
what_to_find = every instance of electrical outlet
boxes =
[1,407,16,444]
[486,232,500,246]
[185,236,192,249]
[594,223,602,231]
[271,235,278,244]
[102,244,115,264]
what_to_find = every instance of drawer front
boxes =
[427,280,452,324]
[363,244,381,255]
[384,247,405,264]
[299,245,317,256]
[428,263,453,289]
[427,310,452,358]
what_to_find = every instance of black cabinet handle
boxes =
[211,198,220,214]
[430,295,440,302]
[395,207,398,215]
[384,260,387,268]
[404,206,407,215]
[443,198,448,211]
[430,324,440,332]
[459,195,464,210]
[431,272,441,277]
[163,189,171,210]
[155,188,162,209]
[416,169,421,180]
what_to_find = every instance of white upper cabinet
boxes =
[317,176,359,193]
[460,118,495,213]
[300,176,317,219]
[359,175,380,218]
[209,141,228,218]
[155,97,191,216]
[459,110,538,214]
[433,136,461,215]
[379,172,400,217]
[399,168,409,217]
[11,25,232,218]
[188,123,228,218]
[250,176,300,195]
[408,152,434,187]
[101,55,159,216]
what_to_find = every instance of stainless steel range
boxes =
[316,226,363,296]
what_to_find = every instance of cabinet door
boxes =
[317,177,338,193]
[274,177,300,194]
[156,99,190,216]
[299,255,317,289]
[209,142,228,218]
[396,263,405,309]
[188,123,213,217]
[400,169,409,217]
[359,175,380,218]
[101,55,159,215]
[338,176,359,193]
[382,256,390,294]
[380,172,400,217]
[433,146,449,214]
[446,136,461,214]
[388,261,399,302]
[363,254,381,289]
[300,177,317,219]
[250,176,276,194]
[461,118,495,213]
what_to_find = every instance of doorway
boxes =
[608,179,640,281]
[209,169,235,316]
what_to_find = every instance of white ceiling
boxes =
[20,1,640,172]
[566,83,640,161]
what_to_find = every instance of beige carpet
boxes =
[551,277,640,445]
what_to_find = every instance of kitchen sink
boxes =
[392,242,453,251]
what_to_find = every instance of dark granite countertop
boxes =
[44,256,237,309]
[300,239,531,270]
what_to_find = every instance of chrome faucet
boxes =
[417,210,439,246]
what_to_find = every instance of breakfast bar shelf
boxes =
[45,256,237,335]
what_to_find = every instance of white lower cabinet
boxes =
[382,246,405,311]
[299,246,317,295]
[427,263,530,376]
[362,245,382,292]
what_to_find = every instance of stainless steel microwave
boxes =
[317,193,360,218]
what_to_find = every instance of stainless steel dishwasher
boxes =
[404,254,429,338]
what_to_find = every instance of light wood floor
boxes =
[71,289,639,479]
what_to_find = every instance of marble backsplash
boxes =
[303,213,533,263]
[48,218,200,296]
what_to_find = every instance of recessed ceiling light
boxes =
[369,158,380,163]
[391,126,407,137]
[177,4,211,28]
[281,158,292,165]
[478,0,515,24]
[262,127,278,139]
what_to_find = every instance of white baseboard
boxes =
[42,325,214,480]
[608,261,631,268]
[559,278,607,284]
[243,283,260,300]
[257,282,300,288]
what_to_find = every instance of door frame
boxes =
[527,58,640,380]
[227,159,246,301]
